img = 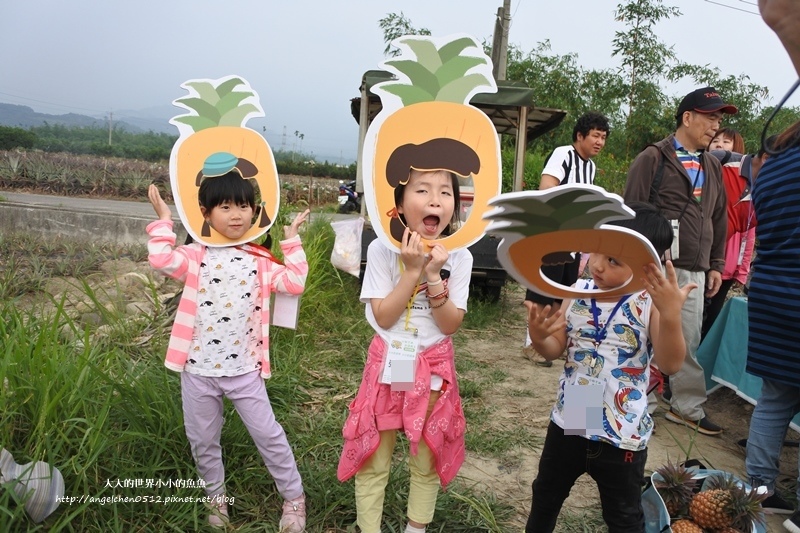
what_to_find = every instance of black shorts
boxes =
[524,254,581,306]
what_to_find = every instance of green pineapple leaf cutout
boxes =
[173,77,260,132]
[485,188,634,238]
[378,35,495,106]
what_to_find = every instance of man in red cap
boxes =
[623,86,737,436]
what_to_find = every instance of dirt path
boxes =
[458,284,798,532]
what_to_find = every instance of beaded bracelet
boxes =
[427,287,449,300]
[430,296,449,309]
[426,278,448,298]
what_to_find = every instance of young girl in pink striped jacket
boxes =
[146,170,309,531]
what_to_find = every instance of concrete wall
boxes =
[0,201,187,245]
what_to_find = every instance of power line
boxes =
[0,90,104,114]
[703,0,758,15]
[511,0,523,22]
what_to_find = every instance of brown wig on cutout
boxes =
[385,138,476,241]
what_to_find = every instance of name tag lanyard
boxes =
[380,258,424,389]
[398,257,425,334]
[589,292,630,348]
[734,180,754,267]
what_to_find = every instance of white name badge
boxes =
[665,219,680,261]
[737,239,747,266]
[271,293,300,329]
[563,375,605,436]
[380,331,419,391]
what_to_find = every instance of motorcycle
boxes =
[338,180,361,213]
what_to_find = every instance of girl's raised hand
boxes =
[284,209,310,239]
[399,227,427,273]
[148,184,172,221]
[424,242,449,279]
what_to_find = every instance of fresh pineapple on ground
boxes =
[688,473,766,531]
[671,519,705,533]
[655,461,700,518]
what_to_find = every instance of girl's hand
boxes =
[148,184,172,221]
[424,242,449,280]
[399,227,426,274]
[527,303,564,343]
[643,261,697,316]
[284,209,310,239]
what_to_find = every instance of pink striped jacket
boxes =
[146,220,308,378]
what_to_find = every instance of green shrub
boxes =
[0,126,36,150]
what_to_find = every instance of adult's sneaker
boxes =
[664,409,723,436]
[762,491,794,514]
[522,345,552,367]
[784,509,800,533]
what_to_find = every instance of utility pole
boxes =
[491,0,511,81]
[107,111,113,145]
[281,125,287,152]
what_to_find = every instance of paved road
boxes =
[0,191,359,222]
[2,191,156,218]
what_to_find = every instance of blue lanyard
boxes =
[589,294,629,345]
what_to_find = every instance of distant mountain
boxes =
[113,104,177,134]
[0,102,355,163]
[0,103,162,134]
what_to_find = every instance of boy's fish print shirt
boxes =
[551,279,655,451]
[189,247,262,377]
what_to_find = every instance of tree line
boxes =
[381,1,800,192]
[0,123,356,181]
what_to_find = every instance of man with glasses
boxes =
[623,87,737,436]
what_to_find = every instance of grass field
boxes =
[0,214,533,532]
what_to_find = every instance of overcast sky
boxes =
[2,0,797,162]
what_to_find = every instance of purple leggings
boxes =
[181,370,303,500]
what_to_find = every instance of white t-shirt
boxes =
[542,145,597,186]
[360,240,472,389]
[187,247,263,377]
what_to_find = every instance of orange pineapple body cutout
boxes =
[169,76,279,247]
[362,34,501,253]
[371,101,499,251]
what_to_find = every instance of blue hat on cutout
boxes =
[201,152,239,178]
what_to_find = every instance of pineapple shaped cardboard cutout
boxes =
[362,34,501,252]
[484,185,661,299]
[169,75,279,247]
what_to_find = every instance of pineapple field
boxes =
[0,149,343,207]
